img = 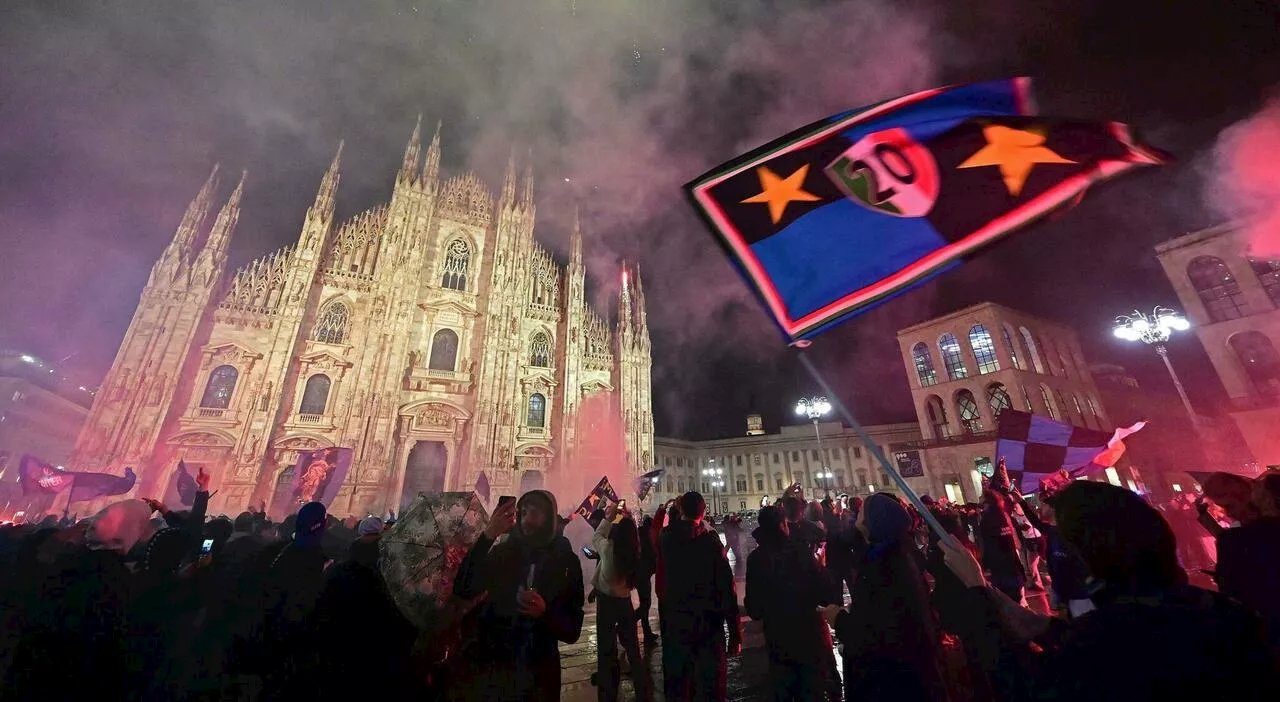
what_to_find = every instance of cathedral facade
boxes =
[69,119,654,516]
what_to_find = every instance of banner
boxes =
[290,446,354,508]
[894,450,924,478]
[636,468,664,502]
[165,460,198,507]
[995,409,1145,493]
[19,454,73,495]
[68,467,137,504]
[573,476,621,521]
[474,470,491,503]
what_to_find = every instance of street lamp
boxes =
[701,462,725,516]
[795,396,833,496]
[1113,307,1198,426]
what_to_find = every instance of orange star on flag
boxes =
[741,165,821,223]
[958,125,1075,196]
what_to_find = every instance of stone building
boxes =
[895,302,1127,502]
[652,417,924,515]
[69,120,653,516]
[1154,224,1280,467]
[0,351,92,517]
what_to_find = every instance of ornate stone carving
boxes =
[176,432,231,446]
[416,405,453,428]
[278,436,322,450]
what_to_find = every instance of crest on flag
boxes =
[574,476,621,521]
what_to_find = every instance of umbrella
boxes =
[379,491,489,629]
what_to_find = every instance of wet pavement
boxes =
[561,550,1055,701]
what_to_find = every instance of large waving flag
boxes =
[686,78,1168,342]
[68,467,137,504]
[995,409,1145,493]
[19,454,73,495]
[20,454,137,502]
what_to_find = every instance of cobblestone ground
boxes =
[561,551,1054,701]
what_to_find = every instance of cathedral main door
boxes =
[401,440,447,512]
[519,470,545,494]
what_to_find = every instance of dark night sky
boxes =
[0,0,1276,440]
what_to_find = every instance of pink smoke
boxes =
[1208,95,1280,256]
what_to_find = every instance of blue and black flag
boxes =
[686,79,1167,343]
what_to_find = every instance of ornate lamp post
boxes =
[795,396,833,496]
[701,462,725,516]
[1113,307,1198,427]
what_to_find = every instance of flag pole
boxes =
[797,350,951,542]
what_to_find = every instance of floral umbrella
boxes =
[379,491,489,629]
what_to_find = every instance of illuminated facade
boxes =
[69,120,653,515]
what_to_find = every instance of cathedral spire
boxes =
[203,170,246,260]
[170,164,221,253]
[570,207,583,267]
[423,120,441,185]
[312,140,343,221]
[500,149,517,204]
[521,156,534,210]
[398,115,422,185]
[617,264,633,341]
[633,262,648,332]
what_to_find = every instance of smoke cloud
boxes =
[1207,94,1280,256]
[0,0,940,439]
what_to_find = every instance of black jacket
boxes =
[745,527,830,661]
[659,519,742,644]
[1216,517,1280,644]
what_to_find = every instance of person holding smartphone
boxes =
[449,490,584,701]
[591,503,650,701]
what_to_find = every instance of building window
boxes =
[1040,384,1059,420]
[527,393,546,428]
[199,365,238,409]
[735,455,743,466]
[1250,258,1280,308]
[853,446,862,459]
[924,395,950,439]
[678,479,685,492]
[772,453,779,464]
[832,447,842,459]
[969,324,1000,374]
[299,374,331,415]
[1019,327,1046,374]
[1187,255,1247,322]
[1086,395,1102,422]
[956,389,982,433]
[837,473,846,487]
[756,477,764,491]
[441,238,471,291]
[664,456,672,467]
[791,451,799,461]
[529,332,551,368]
[775,476,784,490]
[938,333,968,380]
[1229,331,1280,398]
[986,382,1012,418]
[702,481,710,493]
[1072,393,1085,422]
[811,449,820,460]
[1021,384,1034,411]
[677,457,684,467]
[736,477,747,492]
[1002,323,1023,370]
[911,342,938,387]
[858,470,868,486]
[1055,389,1070,423]
[312,301,350,345]
[428,329,459,371]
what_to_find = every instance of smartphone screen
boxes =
[201,538,214,554]
[497,495,516,509]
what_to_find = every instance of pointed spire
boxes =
[423,120,441,184]
[633,262,648,331]
[172,164,221,251]
[501,149,517,204]
[521,155,534,209]
[312,140,343,220]
[618,263,633,338]
[570,207,583,266]
[398,115,422,184]
[204,170,246,259]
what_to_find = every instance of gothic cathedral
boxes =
[69,119,654,516]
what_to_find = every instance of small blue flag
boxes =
[474,470,491,502]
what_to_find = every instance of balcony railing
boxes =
[298,414,324,424]
[196,407,226,419]
[900,429,996,451]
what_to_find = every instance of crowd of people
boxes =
[1,469,1278,701]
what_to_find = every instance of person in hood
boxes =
[745,505,833,700]
[450,489,585,702]
[660,491,741,701]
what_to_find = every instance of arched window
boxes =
[1002,324,1023,370]
[969,324,1000,374]
[1071,393,1085,422]
[1249,258,1280,308]
[911,342,938,387]
[955,389,983,434]
[441,238,471,291]
[924,395,950,439]
[1020,327,1045,374]
[1020,384,1034,411]
[299,374,331,415]
[938,333,968,380]
[1229,331,1280,398]
[527,393,546,428]
[529,332,551,368]
[736,476,747,492]
[1187,256,1247,322]
[428,329,459,371]
[200,365,238,409]
[1086,395,1103,423]
[986,383,1012,418]
[312,301,350,345]
[1040,384,1059,420]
